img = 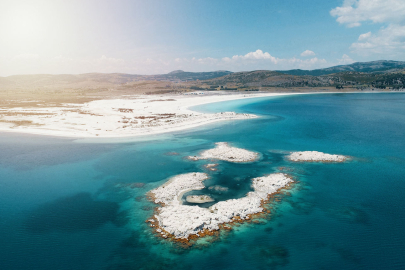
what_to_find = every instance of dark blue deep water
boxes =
[1,93,404,270]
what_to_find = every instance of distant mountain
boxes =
[202,70,326,87]
[158,70,232,81]
[277,60,405,76]
[0,73,143,89]
[0,70,232,89]
[1,61,404,91]
[0,70,234,90]
[199,62,405,89]
[168,70,185,74]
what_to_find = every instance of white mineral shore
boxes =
[0,92,292,138]
[148,172,293,239]
[288,151,347,162]
[189,142,259,162]
[150,172,209,205]
[186,195,215,203]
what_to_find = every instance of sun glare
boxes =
[3,4,47,47]
[9,7,44,39]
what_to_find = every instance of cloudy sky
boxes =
[1,0,405,76]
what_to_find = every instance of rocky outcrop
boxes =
[189,142,259,162]
[288,151,347,162]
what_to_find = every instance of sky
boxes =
[1,0,405,76]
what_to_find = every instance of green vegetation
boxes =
[2,61,405,97]
[194,65,405,90]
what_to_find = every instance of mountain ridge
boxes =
[1,60,405,91]
[276,60,405,76]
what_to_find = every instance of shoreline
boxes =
[0,92,319,139]
[147,172,294,245]
[147,171,293,242]
[0,91,394,139]
[147,186,294,246]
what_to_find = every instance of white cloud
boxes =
[358,32,371,41]
[337,54,354,65]
[235,49,278,62]
[300,50,316,57]
[1,50,331,76]
[219,50,279,64]
[194,57,218,65]
[351,24,405,55]
[225,50,278,64]
[330,0,405,28]
[331,0,405,57]
[172,50,328,71]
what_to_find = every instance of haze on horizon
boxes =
[1,0,405,76]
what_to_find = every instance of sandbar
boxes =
[0,92,294,138]
[189,142,259,162]
[287,151,347,162]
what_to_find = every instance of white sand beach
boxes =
[0,92,296,138]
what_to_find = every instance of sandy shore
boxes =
[0,92,297,138]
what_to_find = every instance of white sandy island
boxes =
[0,92,293,138]
[148,172,293,240]
[189,142,259,162]
[288,151,347,162]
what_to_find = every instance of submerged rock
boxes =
[186,195,215,203]
[208,185,229,193]
[204,163,219,171]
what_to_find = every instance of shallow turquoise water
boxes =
[0,93,404,269]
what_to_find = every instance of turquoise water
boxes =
[0,93,404,269]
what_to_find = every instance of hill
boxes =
[277,60,405,76]
[0,70,232,91]
[197,64,405,90]
[1,61,405,93]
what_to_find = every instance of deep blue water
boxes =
[0,93,404,270]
